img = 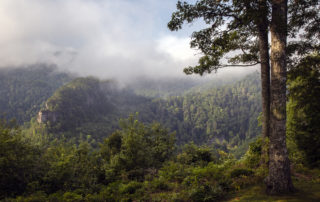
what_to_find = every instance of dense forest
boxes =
[1,0,320,200]
[0,65,73,123]
[1,63,319,201]
[16,67,261,153]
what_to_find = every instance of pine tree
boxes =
[168,0,271,152]
[265,0,294,194]
[168,0,310,194]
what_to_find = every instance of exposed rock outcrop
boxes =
[37,107,57,124]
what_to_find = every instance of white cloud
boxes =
[157,35,200,62]
[0,0,254,81]
[0,0,200,80]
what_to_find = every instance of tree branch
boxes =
[220,62,260,67]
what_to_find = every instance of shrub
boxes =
[188,183,224,202]
[230,168,254,178]
[62,192,82,202]
[242,138,262,168]
[159,161,190,182]
[120,181,143,195]
[16,191,47,202]
[148,177,171,191]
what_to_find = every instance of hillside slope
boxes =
[35,72,262,149]
[0,65,72,123]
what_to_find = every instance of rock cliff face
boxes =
[37,107,57,124]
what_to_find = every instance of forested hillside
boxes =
[1,0,319,200]
[1,65,319,201]
[29,71,261,151]
[0,65,72,123]
[152,72,261,147]
[130,74,245,98]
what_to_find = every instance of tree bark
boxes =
[266,0,294,194]
[257,0,271,163]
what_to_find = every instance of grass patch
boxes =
[226,178,320,202]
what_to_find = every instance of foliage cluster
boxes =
[1,116,264,202]
[287,54,320,168]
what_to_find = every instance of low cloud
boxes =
[0,0,203,81]
[0,0,257,82]
[157,36,200,62]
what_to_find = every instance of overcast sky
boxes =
[0,0,256,81]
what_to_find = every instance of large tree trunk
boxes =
[266,0,294,194]
[258,0,270,140]
[257,0,270,161]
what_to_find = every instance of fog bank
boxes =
[0,0,257,82]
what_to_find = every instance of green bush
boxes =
[242,138,262,168]
[158,161,190,182]
[16,191,47,202]
[230,168,254,178]
[120,181,143,195]
[100,116,176,181]
[177,143,215,166]
[47,192,63,202]
[62,192,82,202]
[188,183,224,202]
[148,177,171,191]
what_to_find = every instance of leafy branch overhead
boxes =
[168,0,270,75]
[287,0,320,68]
